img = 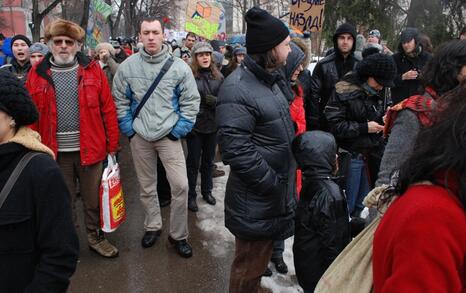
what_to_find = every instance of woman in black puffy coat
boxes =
[186,42,224,212]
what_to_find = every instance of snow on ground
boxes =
[194,163,303,292]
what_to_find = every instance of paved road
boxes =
[69,139,234,293]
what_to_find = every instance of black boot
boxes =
[141,230,161,248]
[202,193,216,205]
[262,267,272,277]
[168,236,193,258]
[271,257,288,274]
[188,198,198,212]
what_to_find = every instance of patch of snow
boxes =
[195,163,303,292]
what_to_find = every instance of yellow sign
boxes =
[289,0,326,33]
[185,0,223,40]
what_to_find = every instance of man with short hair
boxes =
[173,32,196,59]
[0,34,31,83]
[309,23,359,131]
[26,19,120,258]
[391,27,432,104]
[216,7,295,292]
[113,17,200,258]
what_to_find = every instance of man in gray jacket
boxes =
[113,17,200,258]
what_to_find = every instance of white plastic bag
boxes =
[99,154,126,232]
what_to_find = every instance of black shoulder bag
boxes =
[132,57,175,121]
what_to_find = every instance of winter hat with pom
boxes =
[245,7,289,54]
[0,70,38,127]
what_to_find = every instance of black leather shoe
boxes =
[202,193,216,205]
[271,257,288,274]
[262,267,272,277]
[168,236,193,258]
[141,230,161,248]
[188,198,198,212]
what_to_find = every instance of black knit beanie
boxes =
[333,23,357,49]
[10,34,32,50]
[356,53,397,87]
[0,70,38,126]
[245,7,289,54]
[400,27,419,44]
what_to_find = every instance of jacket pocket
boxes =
[0,214,35,254]
[246,178,287,220]
[83,79,102,108]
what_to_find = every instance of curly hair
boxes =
[420,39,466,95]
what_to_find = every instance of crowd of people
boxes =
[0,7,465,293]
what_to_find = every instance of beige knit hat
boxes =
[95,42,116,56]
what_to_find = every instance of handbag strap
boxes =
[0,152,41,210]
[132,57,175,121]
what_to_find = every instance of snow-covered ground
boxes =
[193,163,303,293]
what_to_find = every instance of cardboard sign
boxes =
[289,0,326,33]
[185,0,224,40]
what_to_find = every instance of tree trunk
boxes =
[31,0,62,42]
[80,0,91,44]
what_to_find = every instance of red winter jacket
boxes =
[26,53,119,166]
[290,84,306,195]
[373,182,466,293]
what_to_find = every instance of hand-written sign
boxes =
[289,0,325,33]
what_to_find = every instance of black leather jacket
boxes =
[216,55,297,241]
[309,52,358,131]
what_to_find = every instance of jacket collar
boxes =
[243,55,281,87]
[140,44,169,64]
[36,51,91,86]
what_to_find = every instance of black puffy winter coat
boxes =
[216,55,297,241]
[0,143,79,293]
[292,131,350,291]
[324,76,385,154]
[391,48,431,104]
[192,69,224,133]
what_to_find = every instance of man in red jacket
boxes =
[26,19,120,258]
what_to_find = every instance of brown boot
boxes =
[87,230,119,258]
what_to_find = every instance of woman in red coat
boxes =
[373,84,466,292]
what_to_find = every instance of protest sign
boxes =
[289,0,326,33]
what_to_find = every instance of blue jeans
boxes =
[186,132,217,200]
[346,157,370,216]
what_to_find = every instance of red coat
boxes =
[26,54,119,166]
[290,84,306,195]
[373,183,466,293]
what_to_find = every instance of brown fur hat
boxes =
[44,19,85,42]
[292,37,310,69]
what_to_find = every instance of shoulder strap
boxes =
[0,152,41,210]
[133,57,175,121]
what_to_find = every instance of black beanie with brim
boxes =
[245,7,289,54]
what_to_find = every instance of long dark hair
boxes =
[249,50,282,71]
[420,40,466,95]
[190,52,222,80]
[383,83,466,209]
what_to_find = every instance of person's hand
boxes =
[368,121,384,134]
[205,94,217,107]
[402,70,418,80]
[99,49,110,63]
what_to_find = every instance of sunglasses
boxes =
[53,39,75,46]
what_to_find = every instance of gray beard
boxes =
[52,54,77,66]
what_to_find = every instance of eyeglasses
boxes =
[53,39,75,46]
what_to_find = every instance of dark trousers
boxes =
[157,159,171,203]
[57,152,102,233]
[186,132,217,200]
[229,238,273,293]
